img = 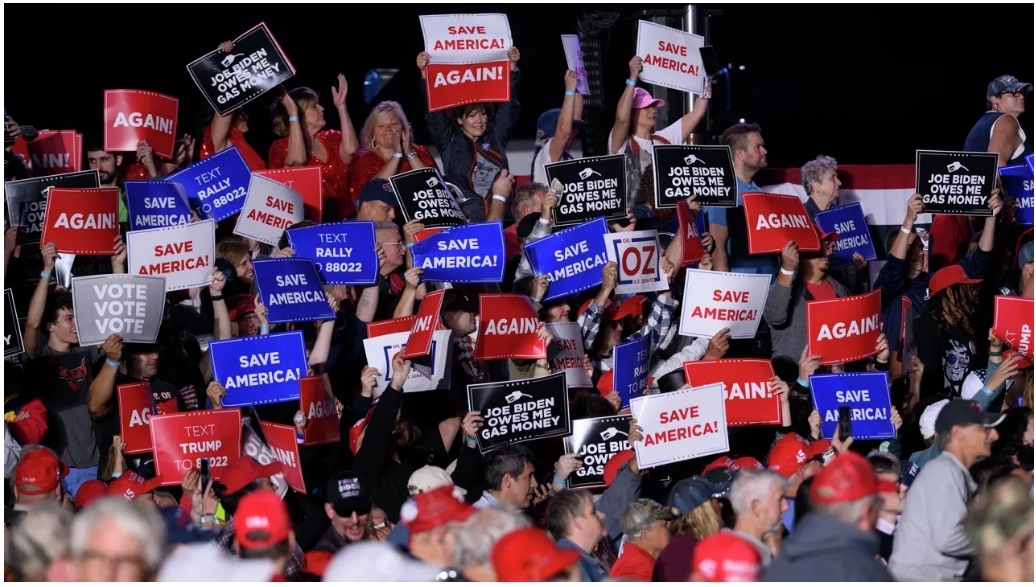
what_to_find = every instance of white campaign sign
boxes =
[420,13,512,63]
[604,230,668,294]
[234,175,304,246]
[545,322,591,388]
[127,219,216,291]
[680,269,770,339]
[363,330,452,396]
[636,20,706,95]
[560,35,589,95]
[630,383,728,469]
[71,274,166,346]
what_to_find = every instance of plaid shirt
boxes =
[513,218,554,282]
[216,517,304,579]
[583,294,680,374]
[455,334,487,383]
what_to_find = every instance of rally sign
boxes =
[187,23,297,116]
[165,147,252,221]
[410,222,505,283]
[629,383,728,469]
[256,167,323,223]
[420,13,512,112]
[287,221,378,285]
[363,330,452,395]
[71,275,165,346]
[467,372,570,453]
[252,258,335,324]
[403,289,446,361]
[27,130,80,175]
[636,20,706,95]
[259,421,306,493]
[1000,163,1033,225]
[993,296,1033,361]
[683,359,781,426]
[563,415,632,488]
[676,201,707,266]
[916,150,999,216]
[118,382,156,455]
[4,169,100,245]
[127,219,215,292]
[524,217,609,301]
[815,202,877,269]
[679,269,770,339]
[299,376,340,445]
[150,409,243,485]
[210,330,308,407]
[544,155,628,226]
[899,297,917,368]
[545,322,592,388]
[475,294,546,360]
[390,168,466,227]
[104,90,179,158]
[806,289,882,365]
[742,192,820,254]
[614,335,650,409]
[810,372,896,440]
[4,289,23,358]
[125,181,192,230]
[653,145,736,208]
[560,35,589,95]
[367,316,418,339]
[604,229,668,294]
[234,174,304,245]
[40,187,120,255]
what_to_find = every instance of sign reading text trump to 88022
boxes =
[209,330,308,407]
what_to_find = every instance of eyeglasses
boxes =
[80,550,145,573]
[380,241,406,248]
[999,91,1024,98]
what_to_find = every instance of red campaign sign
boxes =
[259,421,306,493]
[475,294,546,360]
[27,131,79,175]
[149,409,242,486]
[367,315,418,339]
[299,375,340,446]
[806,289,882,365]
[403,289,445,360]
[40,187,120,255]
[742,192,820,255]
[675,201,706,267]
[993,296,1034,361]
[414,227,446,243]
[424,61,511,113]
[104,89,179,159]
[683,359,781,426]
[118,382,155,455]
[255,166,323,223]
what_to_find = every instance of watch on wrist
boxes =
[199,514,217,525]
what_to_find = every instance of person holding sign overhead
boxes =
[347,101,438,204]
[530,70,585,185]
[199,41,268,172]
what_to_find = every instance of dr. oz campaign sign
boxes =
[125,181,193,230]
[210,330,308,407]
[524,217,609,301]
[604,229,668,294]
[613,335,651,409]
[287,221,379,285]
[409,221,505,283]
[815,203,877,269]
[253,258,336,324]
[165,147,252,221]
[809,372,895,440]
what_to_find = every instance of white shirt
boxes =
[608,119,686,159]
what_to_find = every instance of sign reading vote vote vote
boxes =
[467,372,571,453]
[810,372,895,440]
[544,155,628,227]
[916,150,999,216]
[524,217,609,301]
[71,274,166,347]
[165,147,252,221]
[210,330,308,407]
[253,258,335,324]
[390,168,466,227]
[653,145,736,208]
[563,415,633,488]
[410,222,505,283]
[815,203,877,270]
[287,221,379,285]
[4,169,100,245]
[125,181,193,230]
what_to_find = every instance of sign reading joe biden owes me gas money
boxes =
[467,372,571,453]
[653,145,736,208]
[544,155,628,227]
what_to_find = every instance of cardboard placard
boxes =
[544,155,628,227]
[523,217,609,301]
[675,201,707,266]
[4,289,24,358]
[234,174,304,246]
[545,322,592,388]
[1000,163,1033,225]
[118,382,156,455]
[252,258,336,324]
[898,296,917,367]
[287,221,379,285]
[209,331,308,407]
[40,187,120,255]
[467,372,571,453]
[679,269,770,339]
[4,169,100,245]
[124,181,193,230]
[299,376,341,445]
[563,415,632,488]
[810,372,896,440]
[420,13,513,112]
[367,316,418,339]
[915,150,999,216]
[126,219,216,292]
[614,335,651,409]
[165,146,252,221]
[403,290,446,361]
[629,384,729,469]
[410,221,506,283]
[389,167,466,227]
[259,421,306,493]
[150,409,243,485]
[742,192,820,254]
[362,330,452,396]
[71,275,166,346]
[636,20,706,95]
[806,289,882,365]
[653,145,736,208]
[475,294,546,360]
[104,89,179,158]
[27,130,80,175]
[683,359,781,426]
[993,296,1033,360]
[815,202,878,269]
[255,167,323,223]
[560,35,589,95]
[604,229,668,294]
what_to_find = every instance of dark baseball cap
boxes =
[326,471,372,518]
[359,179,399,207]
[535,108,585,143]
[935,399,1006,435]
[987,75,1032,100]
[668,476,729,516]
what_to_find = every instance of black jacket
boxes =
[762,513,893,582]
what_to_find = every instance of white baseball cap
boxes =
[407,465,458,496]
[157,544,275,582]
[920,399,951,440]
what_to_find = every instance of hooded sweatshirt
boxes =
[762,513,893,582]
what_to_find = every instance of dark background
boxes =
[6,4,1032,169]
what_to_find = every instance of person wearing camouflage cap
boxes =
[609,499,676,581]
[966,477,1034,582]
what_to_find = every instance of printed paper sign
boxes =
[187,22,297,116]
[389,168,466,227]
[27,130,79,175]
[4,170,100,245]
[898,297,917,367]
[253,258,335,324]
[420,14,513,112]
[630,383,729,469]
[742,192,820,254]
[104,90,179,158]
[234,174,304,245]
[363,330,452,395]
[40,187,120,255]
[915,150,999,216]
[71,275,166,346]
[367,316,418,339]
[165,147,252,221]
[679,269,770,339]
[545,322,592,388]
[298,376,340,445]
[604,229,668,294]
[815,202,877,269]
[118,382,156,455]
[467,372,571,453]
[210,331,308,407]
[150,409,243,485]
[683,359,781,426]
[524,217,609,301]
[993,296,1033,360]
[127,219,216,292]
[544,155,628,226]
[810,372,896,440]
[410,221,506,283]
[653,145,736,208]
[125,181,193,230]
[636,20,706,95]
[403,290,446,361]
[259,421,306,493]
[676,201,707,266]
[475,294,546,360]
[4,289,23,358]
[563,415,632,488]
[614,335,651,409]
[255,166,322,223]
[806,289,882,365]
[1000,163,1033,225]
[287,221,378,285]
[560,35,589,95]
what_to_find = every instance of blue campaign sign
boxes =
[410,221,506,283]
[165,147,252,222]
[125,181,193,231]
[816,202,877,269]
[287,221,379,285]
[525,217,609,302]
[253,258,337,324]
[614,335,651,409]
[809,372,895,440]
[210,330,308,407]
[1001,163,1033,225]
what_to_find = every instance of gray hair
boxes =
[5,503,73,580]
[70,497,168,573]
[729,469,787,516]
[800,155,838,197]
[812,495,877,526]
[451,505,530,569]
[18,444,57,460]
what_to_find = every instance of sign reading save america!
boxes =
[210,331,308,407]
[234,174,304,246]
[127,220,215,292]
[253,258,335,324]
[524,218,609,301]
[420,14,513,112]
[125,181,193,230]
[679,270,770,339]
[409,222,506,283]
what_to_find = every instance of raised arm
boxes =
[679,78,711,141]
[977,190,1002,253]
[491,48,523,147]
[23,243,58,359]
[331,74,359,165]
[609,56,642,154]
[280,90,308,167]
[417,52,453,151]
[548,71,581,163]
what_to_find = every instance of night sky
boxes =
[6,4,1032,168]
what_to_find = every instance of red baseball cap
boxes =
[577,295,649,323]
[74,479,108,508]
[767,433,830,479]
[234,488,292,549]
[596,371,614,395]
[876,478,901,495]
[926,265,981,300]
[219,456,283,495]
[400,485,474,535]
[603,450,635,487]
[106,472,164,500]
[692,532,762,582]
[492,527,581,582]
[810,451,879,505]
[14,449,69,496]
[228,294,257,321]
[349,405,377,456]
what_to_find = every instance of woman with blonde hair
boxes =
[348,101,438,203]
[653,476,728,581]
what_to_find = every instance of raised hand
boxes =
[629,56,644,79]
[331,74,348,109]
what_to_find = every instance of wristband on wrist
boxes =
[980,385,994,396]
[899,226,912,234]
[529,296,541,304]
[288,116,300,123]
[564,90,576,97]
[988,350,1003,357]
[553,474,566,486]
[492,194,507,203]
[259,325,271,334]
[405,242,415,250]
[796,378,810,389]
[392,152,403,159]
[40,271,52,280]
[105,358,120,369]
[780,267,796,276]
[295,430,305,440]
[625,79,636,87]
[464,436,478,448]
[210,294,224,302]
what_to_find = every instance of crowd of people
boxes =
[2,24,1033,583]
